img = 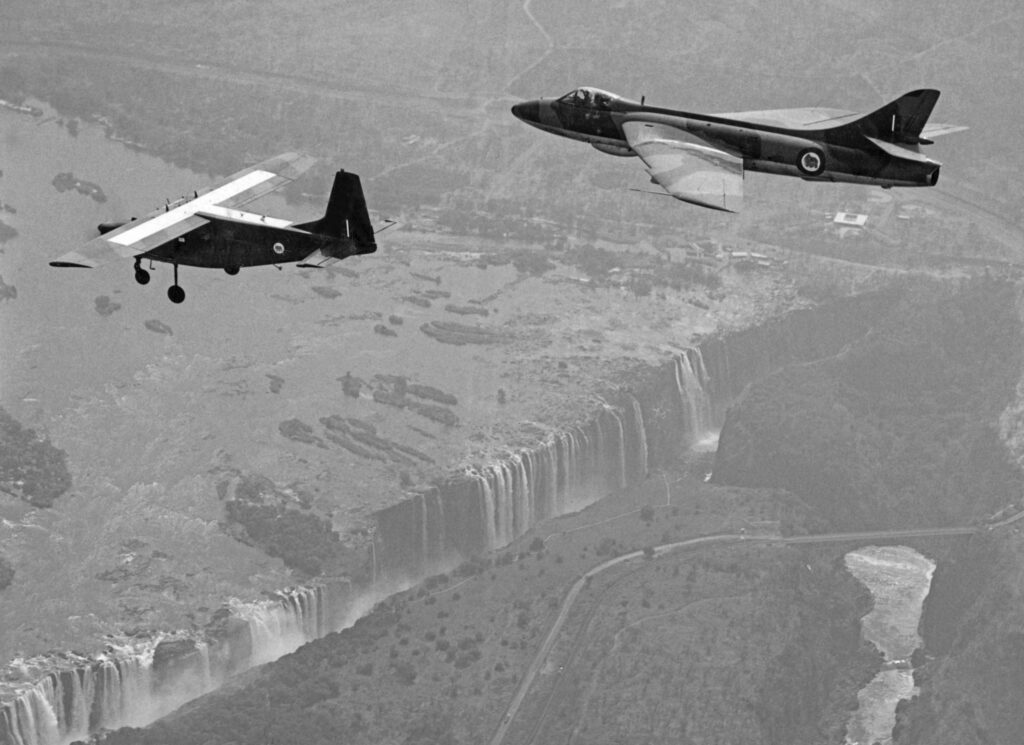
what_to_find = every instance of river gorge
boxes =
[3,283,902,744]
[2,102,1023,745]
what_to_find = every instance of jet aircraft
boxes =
[50,152,377,303]
[512,88,966,212]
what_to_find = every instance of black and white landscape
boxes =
[1,2,1023,744]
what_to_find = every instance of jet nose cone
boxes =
[511,100,540,123]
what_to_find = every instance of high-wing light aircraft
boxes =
[512,88,966,212]
[50,152,377,303]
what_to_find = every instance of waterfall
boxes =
[673,349,716,443]
[608,406,628,490]
[1,583,347,745]
[630,396,649,483]
[230,586,326,667]
[3,293,891,745]
[374,395,661,580]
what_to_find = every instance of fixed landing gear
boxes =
[224,266,240,275]
[133,259,151,285]
[132,259,187,302]
[167,263,185,304]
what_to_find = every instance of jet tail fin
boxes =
[841,89,942,145]
[296,171,376,254]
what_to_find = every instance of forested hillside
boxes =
[713,278,1022,529]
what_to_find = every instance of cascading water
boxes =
[674,347,716,442]
[0,584,346,745]
[629,396,649,482]
[4,295,877,745]
[369,347,725,580]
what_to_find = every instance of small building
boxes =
[834,212,868,228]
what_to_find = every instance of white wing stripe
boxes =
[110,170,277,246]
[200,205,293,228]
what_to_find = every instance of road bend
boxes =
[488,525,980,745]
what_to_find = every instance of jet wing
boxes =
[622,121,743,212]
[50,152,316,268]
[714,107,860,130]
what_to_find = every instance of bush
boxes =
[225,500,345,576]
[0,408,72,507]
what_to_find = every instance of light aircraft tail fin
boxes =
[841,89,944,145]
[296,171,376,254]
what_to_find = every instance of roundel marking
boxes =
[272,242,285,255]
[797,148,825,176]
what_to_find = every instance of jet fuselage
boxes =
[512,90,941,188]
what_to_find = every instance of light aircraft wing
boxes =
[50,152,316,268]
[622,121,743,212]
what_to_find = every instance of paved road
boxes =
[488,523,985,745]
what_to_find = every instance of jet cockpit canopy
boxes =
[556,87,633,109]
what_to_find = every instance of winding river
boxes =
[844,545,935,745]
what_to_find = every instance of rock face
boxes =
[712,279,1023,530]
[893,535,1024,745]
[374,290,898,580]
[0,290,910,745]
[702,278,1024,745]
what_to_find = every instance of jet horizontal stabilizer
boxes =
[865,137,940,165]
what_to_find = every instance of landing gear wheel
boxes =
[166,263,185,303]
[224,266,240,276]
[797,148,826,176]
[134,268,151,285]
